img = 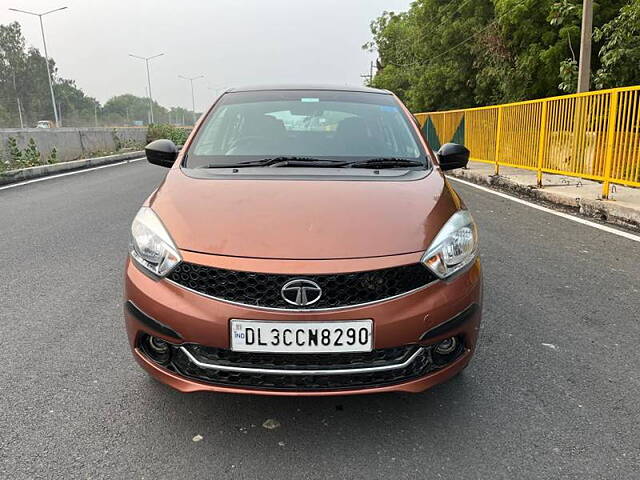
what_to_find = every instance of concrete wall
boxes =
[0,127,148,163]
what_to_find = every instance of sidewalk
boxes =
[448,161,640,231]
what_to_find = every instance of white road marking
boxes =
[0,157,145,191]
[448,176,640,243]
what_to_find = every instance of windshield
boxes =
[184,90,426,168]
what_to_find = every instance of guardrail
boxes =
[415,85,640,198]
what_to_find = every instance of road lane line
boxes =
[448,176,640,243]
[0,157,145,191]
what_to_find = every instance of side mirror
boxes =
[437,143,470,171]
[145,139,178,168]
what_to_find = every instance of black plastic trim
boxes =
[138,340,468,392]
[125,301,182,340]
[180,166,431,182]
[420,304,478,341]
[167,262,438,310]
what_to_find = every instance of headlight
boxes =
[421,210,478,279]
[130,207,181,277]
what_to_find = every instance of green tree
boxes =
[365,0,635,111]
[1,21,197,128]
[103,94,155,125]
[594,0,640,89]
[0,22,98,127]
[102,94,197,126]
[0,22,29,126]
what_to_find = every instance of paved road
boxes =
[1,161,639,479]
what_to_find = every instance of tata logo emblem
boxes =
[281,279,322,306]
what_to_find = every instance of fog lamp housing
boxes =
[140,334,173,365]
[435,337,458,355]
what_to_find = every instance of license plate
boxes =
[230,319,373,353]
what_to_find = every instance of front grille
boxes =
[170,345,438,391]
[168,262,437,309]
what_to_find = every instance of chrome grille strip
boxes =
[178,346,425,376]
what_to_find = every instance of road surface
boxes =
[1,161,639,479]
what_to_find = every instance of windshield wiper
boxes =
[346,158,425,169]
[267,158,352,168]
[203,156,424,169]
[205,157,349,168]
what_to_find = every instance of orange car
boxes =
[124,85,482,396]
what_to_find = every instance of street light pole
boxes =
[9,6,68,127]
[129,53,164,124]
[16,98,24,128]
[179,75,204,125]
[577,0,593,93]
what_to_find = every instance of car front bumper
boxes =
[124,250,482,396]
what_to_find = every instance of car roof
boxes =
[225,84,392,95]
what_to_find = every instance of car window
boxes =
[186,90,425,167]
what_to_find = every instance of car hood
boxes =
[148,169,459,260]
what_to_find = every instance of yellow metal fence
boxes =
[415,85,640,198]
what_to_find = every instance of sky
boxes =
[1,0,413,111]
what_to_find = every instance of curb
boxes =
[0,150,145,187]
[448,168,640,232]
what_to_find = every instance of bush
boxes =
[47,147,58,164]
[7,136,22,164]
[22,138,41,165]
[2,137,45,171]
[146,124,191,146]
[0,137,60,172]
[111,130,123,151]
